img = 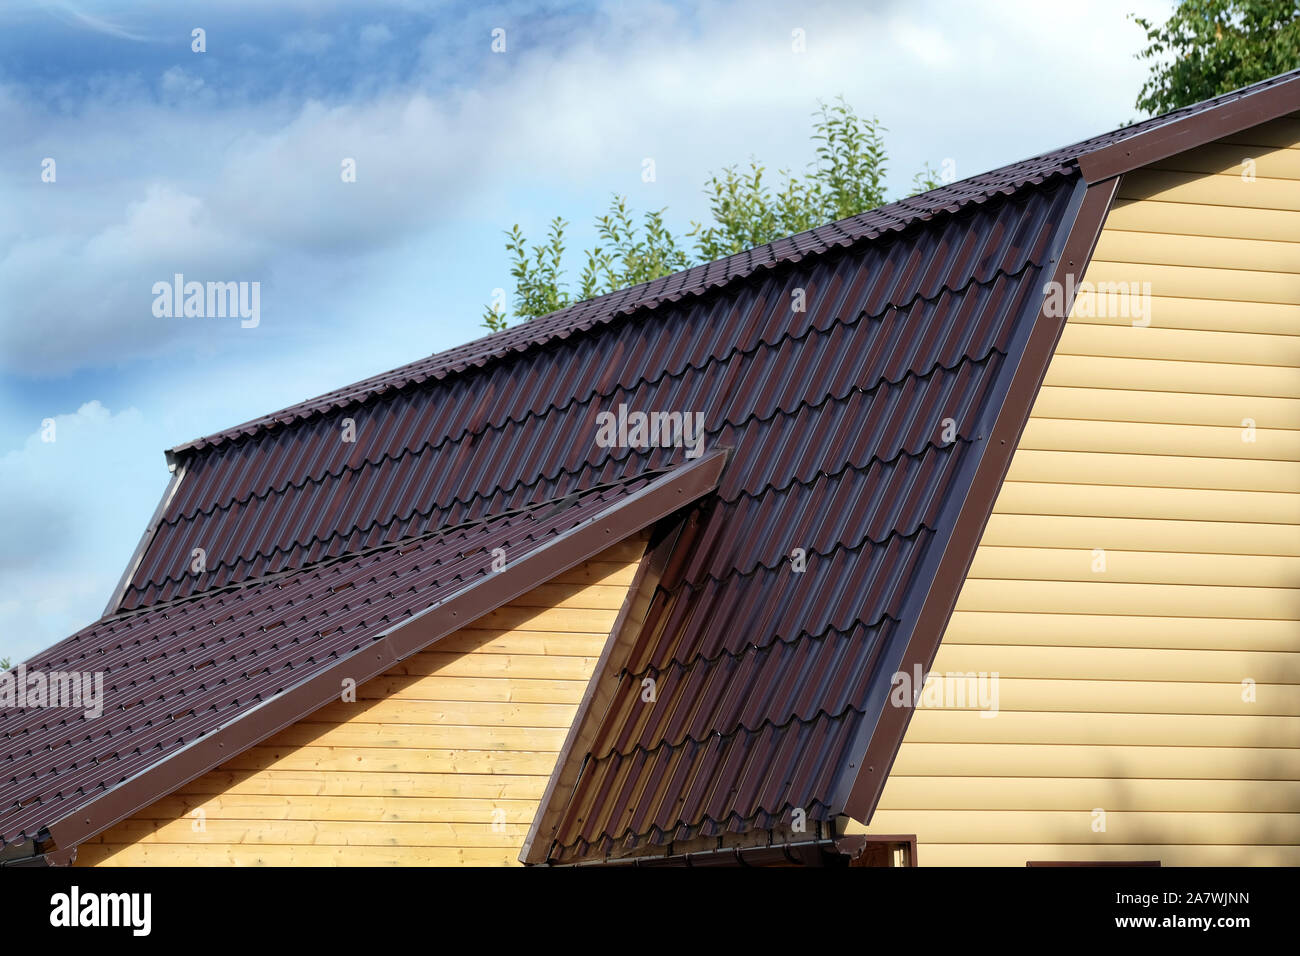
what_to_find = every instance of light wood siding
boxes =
[851,120,1300,866]
[76,537,646,867]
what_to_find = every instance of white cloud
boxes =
[0,401,168,663]
[0,0,1182,670]
[0,184,268,373]
[0,0,1174,377]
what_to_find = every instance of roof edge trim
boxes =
[102,460,188,617]
[44,449,728,853]
[838,174,1121,822]
[1079,73,1300,183]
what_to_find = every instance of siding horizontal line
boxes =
[942,641,1298,654]
[1027,414,1300,433]
[1066,318,1300,340]
[965,576,1300,592]
[1113,197,1300,216]
[1072,270,1300,308]
[1055,345,1300,369]
[912,707,1300,716]
[930,659,1300,675]
[993,507,1300,528]
[901,741,1300,750]
[946,608,1300,624]
[887,775,1300,782]
[951,606,1300,622]
[1134,169,1300,185]
[883,808,1300,815]
[1004,473,1300,488]
[1096,226,1300,248]
[971,541,1300,559]
[893,841,1300,846]
[291,721,573,732]
[1036,382,1300,400]
[965,577,1300,592]
[909,741,1300,750]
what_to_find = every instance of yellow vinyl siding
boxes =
[852,120,1300,866]
[76,537,646,867]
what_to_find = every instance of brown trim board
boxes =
[45,448,728,857]
[838,176,1120,823]
[1079,72,1300,183]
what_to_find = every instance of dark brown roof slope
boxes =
[167,69,1300,457]
[7,72,1298,862]
[100,170,1085,864]
[1,459,724,851]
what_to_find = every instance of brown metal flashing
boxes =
[101,459,187,617]
[840,176,1121,823]
[1079,74,1300,183]
[520,516,687,864]
[44,450,727,853]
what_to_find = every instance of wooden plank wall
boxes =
[76,536,646,866]
[850,118,1300,865]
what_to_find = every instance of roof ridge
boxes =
[167,179,1067,458]
[166,69,1300,460]
[183,258,1037,472]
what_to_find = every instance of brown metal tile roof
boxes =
[7,72,1298,862]
[0,462,723,850]
[119,199,1056,611]
[165,69,1300,458]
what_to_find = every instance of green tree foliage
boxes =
[0,658,10,671]
[485,98,946,327]
[1133,0,1300,115]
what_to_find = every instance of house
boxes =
[2,71,1297,867]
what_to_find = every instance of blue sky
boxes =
[0,0,1173,662]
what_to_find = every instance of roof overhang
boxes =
[42,449,729,860]
[1079,72,1300,183]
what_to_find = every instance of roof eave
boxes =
[44,449,729,854]
[1079,72,1300,183]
